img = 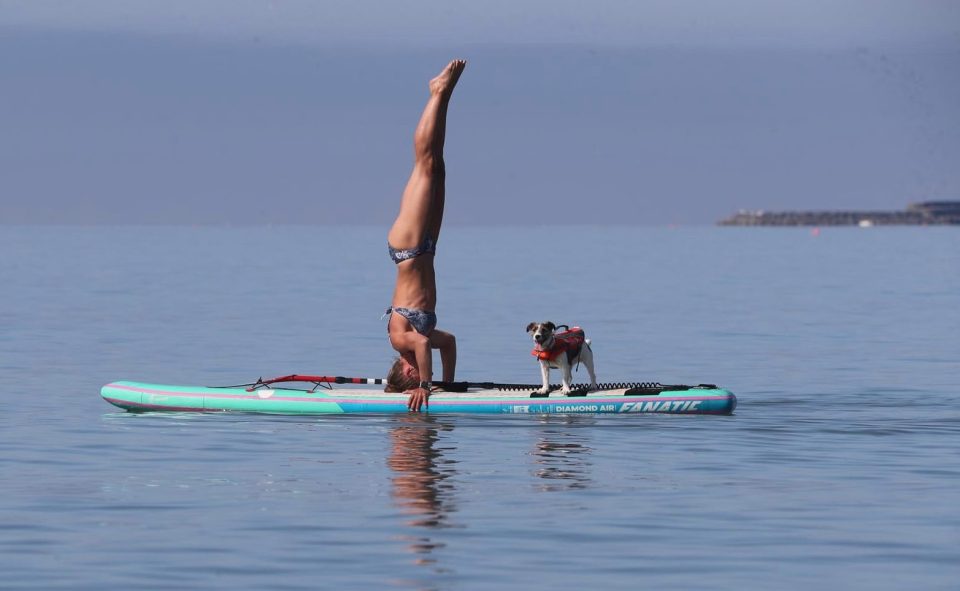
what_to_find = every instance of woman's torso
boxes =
[391,256,437,310]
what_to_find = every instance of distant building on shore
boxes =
[718,201,960,226]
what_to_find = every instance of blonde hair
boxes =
[385,357,419,393]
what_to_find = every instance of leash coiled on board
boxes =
[495,382,716,393]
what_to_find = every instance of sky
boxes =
[2,1,959,225]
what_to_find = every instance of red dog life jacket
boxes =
[532,327,586,363]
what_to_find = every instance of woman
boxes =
[384,59,465,411]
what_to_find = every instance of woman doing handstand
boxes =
[384,59,466,411]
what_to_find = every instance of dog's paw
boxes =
[534,387,550,395]
[588,383,599,392]
[560,386,572,395]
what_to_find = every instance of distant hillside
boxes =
[718,201,960,226]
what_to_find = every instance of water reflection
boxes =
[387,415,457,567]
[531,415,594,491]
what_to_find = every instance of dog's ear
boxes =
[526,322,537,333]
[544,321,556,331]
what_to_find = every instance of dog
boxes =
[526,321,598,395]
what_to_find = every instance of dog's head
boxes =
[526,321,557,347]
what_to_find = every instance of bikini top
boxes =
[388,235,437,264]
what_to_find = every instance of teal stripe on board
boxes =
[100,381,736,415]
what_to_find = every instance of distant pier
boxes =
[718,201,960,226]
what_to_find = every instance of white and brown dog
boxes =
[526,322,598,395]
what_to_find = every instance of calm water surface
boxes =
[1,226,958,590]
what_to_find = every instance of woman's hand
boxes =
[406,387,431,412]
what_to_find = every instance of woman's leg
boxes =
[388,59,466,249]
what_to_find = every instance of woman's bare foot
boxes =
[429,59,466,97]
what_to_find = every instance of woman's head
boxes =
[385,356,420,392]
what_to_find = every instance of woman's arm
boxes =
[390,331,433,383]
[390,331,433,411]
[430,330,457,383]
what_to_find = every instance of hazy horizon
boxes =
[2,2,958,225]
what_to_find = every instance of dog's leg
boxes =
[535,361,551,395]
[582,348,598,391]
[560,359,573,394]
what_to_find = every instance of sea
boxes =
[1,225,958,590]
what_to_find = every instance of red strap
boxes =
[246,374,377,391]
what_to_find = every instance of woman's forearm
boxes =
[440,337,456,382]
[413,339,433,383]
